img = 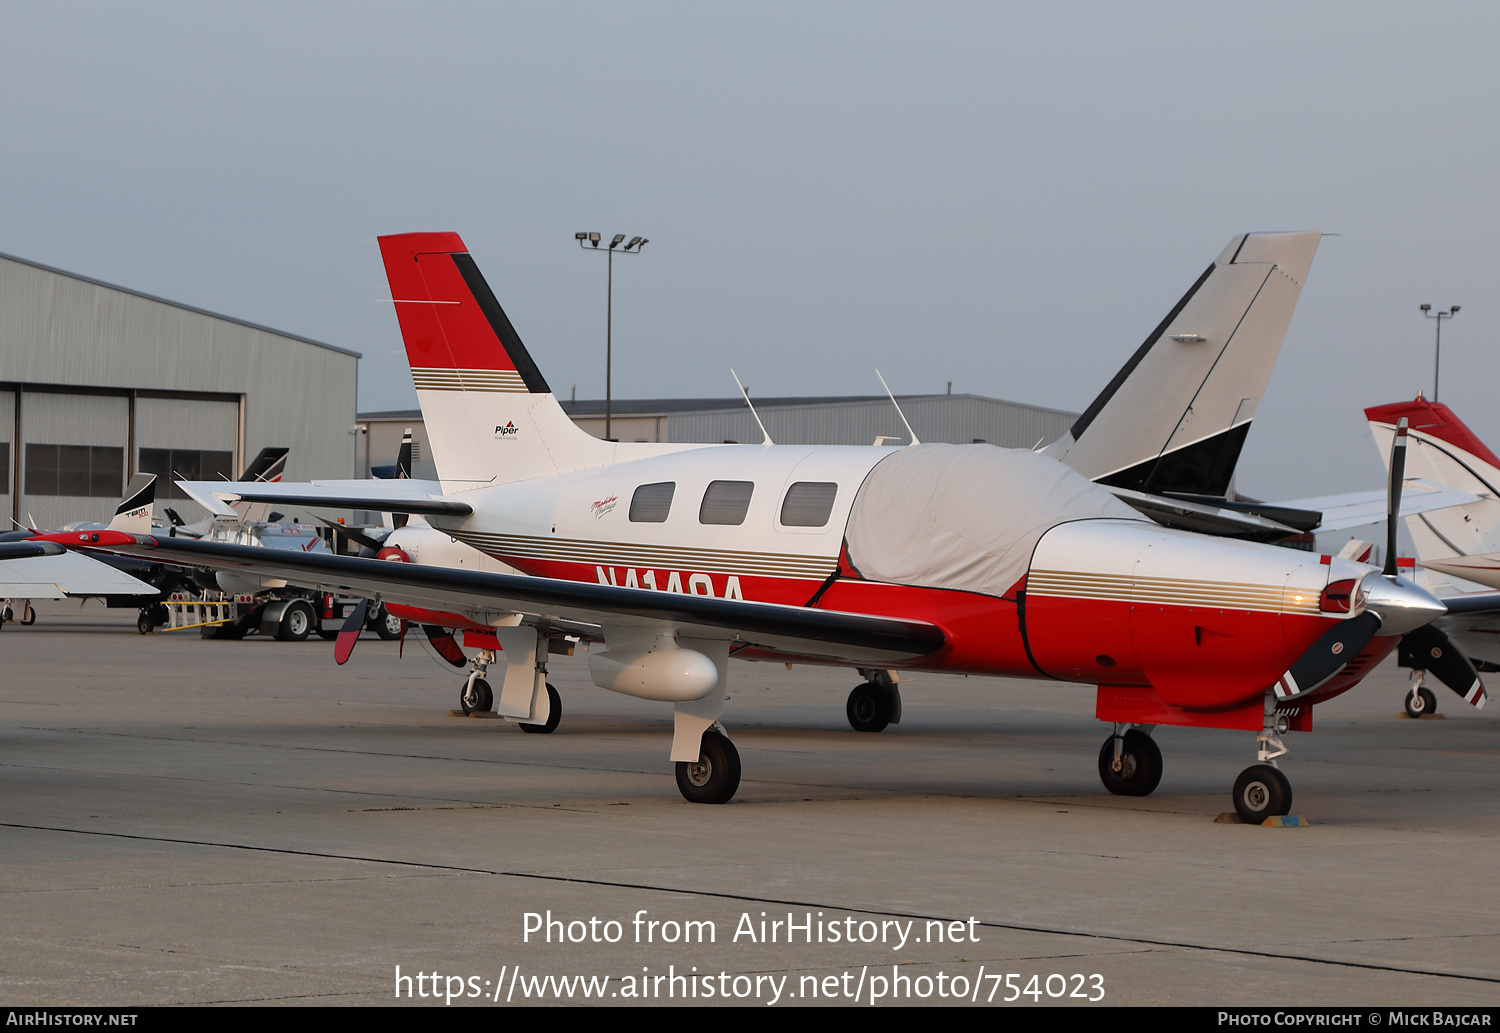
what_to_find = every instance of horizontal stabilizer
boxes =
[1279,479,1482,533]
[177,479,470,518]
[1107,486,1305,540]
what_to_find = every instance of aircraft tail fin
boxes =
[1368,398,1500,563]
[107,474,156,533]
[240,446,289,483]
[1044,231,1322,498]
[377,232,613,489]
[233,447,290,524]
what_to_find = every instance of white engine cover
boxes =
[589,638,721,702]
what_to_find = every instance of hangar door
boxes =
[18,392,129,530]
[135,396,240,516]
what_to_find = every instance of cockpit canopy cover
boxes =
[845,444,1143,598]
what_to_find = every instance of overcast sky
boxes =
[2,2,1496,499]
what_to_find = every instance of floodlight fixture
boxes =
[573,229,650,440]
[1420,302,1461,402]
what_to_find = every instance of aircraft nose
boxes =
[1360,573,1447,636]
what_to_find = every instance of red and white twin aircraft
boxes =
[44,232,1492,821]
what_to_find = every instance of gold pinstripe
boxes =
[452,529,837,581]
[411,367,529,393]
[1027,569,1323,615]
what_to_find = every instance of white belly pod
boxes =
[589,635,721,702]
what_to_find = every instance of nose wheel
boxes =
[1233,764,1293,824]
[1231,692,1295,823]
[1405,685,1438,719]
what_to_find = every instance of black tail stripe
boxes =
[449,253,552,394]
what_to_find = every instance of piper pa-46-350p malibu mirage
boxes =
[42,231,1496,822]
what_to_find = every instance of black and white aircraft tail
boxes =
[106,474,156,534]
[1042,231,1323,538]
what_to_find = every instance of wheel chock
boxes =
[1214,812,1310,826]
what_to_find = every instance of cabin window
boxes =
[780,481,838,527]
[699,480,754,525]
[629,481,676,522]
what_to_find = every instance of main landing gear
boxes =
[457,644,563,732]
[675,726,741,804]
[1098,725,1162,796]
[2,600,36,627]
[846,669,902,732]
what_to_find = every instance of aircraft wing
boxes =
[56,534,945,665]
[1278,480,1482,533]
[0,541,157,598]
[177,478,467,518]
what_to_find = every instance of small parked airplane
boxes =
[42,232,1494,822]
[1365,397,1500,716]
[184,229,1335,726]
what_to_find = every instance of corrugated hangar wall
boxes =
[0,252,359,529]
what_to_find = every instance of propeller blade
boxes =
[334,598,370,665]
[1273,611,1383,701]
[422,624,468,667]
[1384,417,1409,576]
[1399,624,1487,708]
[398,618,408,658]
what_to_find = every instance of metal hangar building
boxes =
[0,250,359,530]
[354,394,1077,481]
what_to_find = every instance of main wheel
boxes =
[460,677,493,715]
[276,601,315,642]
[675,730,741,804]
[20,604,35,626]
[137,613,154,635]
[1097,729,1163,796]
[372,605,403,641]
[846,682,897,733]
[1404,686,1438,719]
[1233,764,1293,823]
[519,683,562,734]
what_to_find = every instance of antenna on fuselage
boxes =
[731,369,773,445]
[875,369,920,445]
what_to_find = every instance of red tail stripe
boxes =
[378,232,516,374]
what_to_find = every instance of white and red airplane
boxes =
[39,232,1492,822]
[185,229,1335,726]
[1363,397,1500,717]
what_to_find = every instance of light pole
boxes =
[575,231,648,440]
[1419,304,1460,402]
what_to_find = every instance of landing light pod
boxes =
[589,639,720,702]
